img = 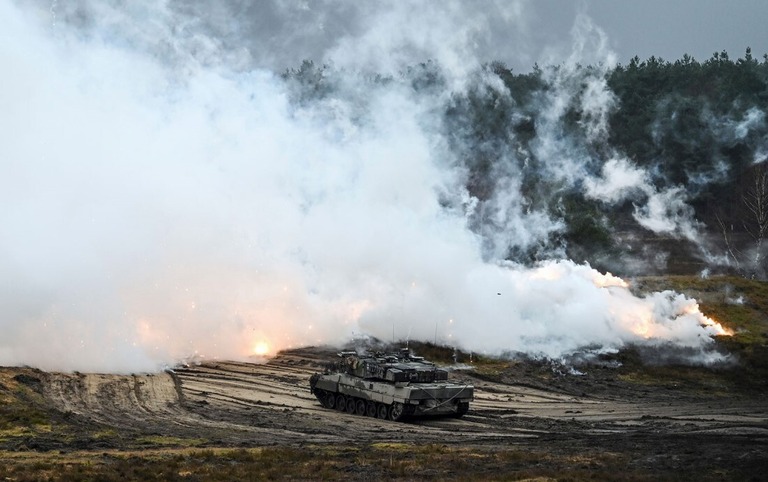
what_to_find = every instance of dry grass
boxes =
[0,371,51,431]
[134,435,207,447]
[629,275,768,392]
[0,274,764,480]
[633,274,768,345]
[0,445,666,481]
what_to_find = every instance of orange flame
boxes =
[625,300,733,339]
[682,302,733,336]
[700,314,733,336]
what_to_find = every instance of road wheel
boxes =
[345,396,356,414]
[325,392,336,409]
[355,399,367,416]
[335,394,346,412]
[376,403,388,419]
[315,390,327,408]
[388,402,405,421]
[366,401,377,417]
[453,402,469,418]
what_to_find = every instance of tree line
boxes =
[283,50,768,277]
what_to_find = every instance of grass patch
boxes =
[634,275,768,344]
[0,370,52,431]
[92,428,119,439]
[0,443,748,481]
[135,435,207,448]
[616,362,733,395]
[370,442,411,450]
[631,275,768,391]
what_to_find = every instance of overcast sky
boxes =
[34,0,767,74]
[452,0,768,71]
[562,0,767,65]
[263,0,768,72]
[227,0,768,72]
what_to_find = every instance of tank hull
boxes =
[310,360,473,421]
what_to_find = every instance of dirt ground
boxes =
[2,346,767,480]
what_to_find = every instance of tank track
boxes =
[311,387,417,422]
[310,387,468,421]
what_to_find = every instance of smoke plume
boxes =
[0,1,729,372]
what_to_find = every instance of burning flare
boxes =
[252,341,270,357]
[688,306,733,336]
[619,285,733,340]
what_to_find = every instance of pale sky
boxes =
[34,0,768,73]
[233,0,768,72]
[557,0,767,65]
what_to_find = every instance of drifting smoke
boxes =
[585,158,703,241]
[1,1,731,373]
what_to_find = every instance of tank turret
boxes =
[309,348,473,421]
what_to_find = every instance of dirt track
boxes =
[4,346,768,478]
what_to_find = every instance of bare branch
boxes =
[715,211,741,269]
[741,162,768,273]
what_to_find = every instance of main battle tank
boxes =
[309,348,473,421]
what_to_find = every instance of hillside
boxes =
[1,275,767,480]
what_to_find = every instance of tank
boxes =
[309,348,473,421]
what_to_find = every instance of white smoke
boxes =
[0,1,728,373]
[529,14,716,251]
[710,106,767,165]
[359,259,726,359]
[584,158,646,203]
[585,158,703,241]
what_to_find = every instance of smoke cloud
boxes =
[1,1,729,373]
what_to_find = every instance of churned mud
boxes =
[1,346,767,479]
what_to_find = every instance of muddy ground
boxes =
[1,346,767,480]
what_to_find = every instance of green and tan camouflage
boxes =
[309,348,473,421]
